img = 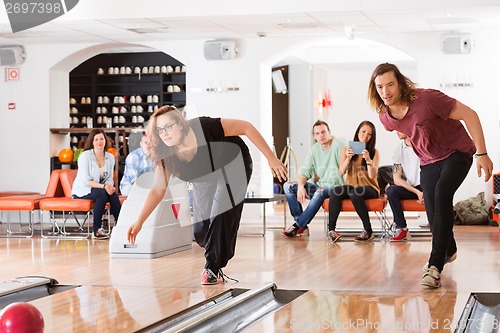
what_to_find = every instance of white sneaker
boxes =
[93,228,109,239]
[422,265,441,288]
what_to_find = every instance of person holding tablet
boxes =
[326,120,381,242]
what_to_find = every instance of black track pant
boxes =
[192,159,252,273]
[328,185,378,232]
[420,152,472,272]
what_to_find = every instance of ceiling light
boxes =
[129,27,169,34]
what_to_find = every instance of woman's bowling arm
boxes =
[127,166,168,244]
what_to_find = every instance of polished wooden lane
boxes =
[1,212,499,331]
[247,290,472,332]
[28,285,232,332]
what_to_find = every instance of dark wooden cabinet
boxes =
[69,52,186,152]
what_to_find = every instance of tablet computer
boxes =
[348,141,366,155]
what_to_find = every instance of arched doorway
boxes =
[269,37,416,169]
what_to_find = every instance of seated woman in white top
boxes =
[72,129,122,239]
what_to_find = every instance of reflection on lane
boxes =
[253,289,458,333]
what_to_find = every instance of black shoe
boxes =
[354,230,374,242]
[281,224,299,237]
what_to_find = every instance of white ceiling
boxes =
[0,2,499,45]
[0,1,499,68]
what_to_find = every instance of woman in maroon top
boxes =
[368,63,493,288]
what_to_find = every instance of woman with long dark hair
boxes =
[327,120,380,242]
[72,128,122,239]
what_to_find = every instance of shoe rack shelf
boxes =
[68,51,186,152]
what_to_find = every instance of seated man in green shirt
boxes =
[282,120,345,237]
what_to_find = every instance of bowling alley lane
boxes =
[1,219,500,331]
[245,290,474,332]
[17,286,481,332]
[26,285,231,332]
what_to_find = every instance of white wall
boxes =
[0,43,90,192]
[288,63,313,176]
[285,63,330,177]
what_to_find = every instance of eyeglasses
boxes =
[155,121,178,135]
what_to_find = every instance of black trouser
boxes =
[328,185,379,233]
[386,184,422,229]
[192,158,252,273]
[420,152,472,272]
[73,188,121,231]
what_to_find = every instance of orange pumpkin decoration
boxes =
[58,148,74,163]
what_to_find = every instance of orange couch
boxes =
[0,170,64,237]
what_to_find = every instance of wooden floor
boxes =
[1,205,499,332]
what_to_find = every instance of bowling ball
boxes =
[58,148,74,163]
[73,148,84,162]
[0,302,44,333]
[107,147,117,156]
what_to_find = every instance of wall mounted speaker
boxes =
[272,69,287,94]
[203,40,237,60]
[0,46,26,66]
[440,34,472,54]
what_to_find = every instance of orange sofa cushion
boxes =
[400,199,426,211]
[39,170,95,213]
[39,197,94,211]
[322,197,387,212]
[0,191,40,198]
[58,169,78,198]
[0,194,46,211]
[0,170,64,211]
